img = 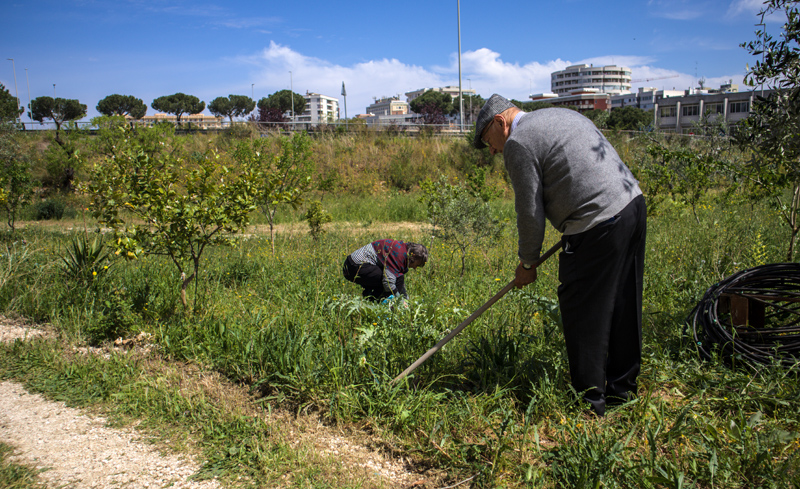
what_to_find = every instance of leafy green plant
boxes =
[736,0,800,260]
[82,123,258,309]
[0,121,33,231]
[40,120,87,192]
[82,288,138,344]
[33,198,66,220]
[59,234,113,285]
[419,175,505,276]
[644,142,720,223]
[302,200,332,240]
[232,132,313,254]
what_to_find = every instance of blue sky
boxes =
[0,0,782,122]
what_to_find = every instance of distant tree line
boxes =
[13,90,311,130]
[5,78,660,135]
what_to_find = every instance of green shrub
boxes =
[33,198,66,220]
[82,289,139,344]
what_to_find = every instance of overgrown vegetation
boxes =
[1,13,800,483]
[0,193,797,487]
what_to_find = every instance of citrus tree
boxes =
[232,132,313,254]
[83,122,258,309]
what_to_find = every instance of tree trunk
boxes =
[180,271,195,309]
[787,184,800,262]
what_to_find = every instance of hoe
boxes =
[392,240,563,384]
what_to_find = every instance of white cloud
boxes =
[658,10,705,20]
[434,48,570,100]
[237,42,748,116]
[245,41,442,115]
[725,0,764,19]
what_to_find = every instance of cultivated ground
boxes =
[0,316,432,488]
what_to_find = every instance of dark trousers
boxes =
[342,256,405,301]
[557,195,647,416]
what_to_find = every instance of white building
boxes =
[297,91,339,123]
[610,87,684,111]
[129,113,223,129]
[653,89,766,133]
[365,96,409,116]
[404,86,477,104]
[551,64,632,96]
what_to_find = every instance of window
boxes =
[682,105,699,117]
[730,101,750,113]
[705,103,723,114]
[660,107,676,118]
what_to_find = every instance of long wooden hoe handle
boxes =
[391,240,563,384]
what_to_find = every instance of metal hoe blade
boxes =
[391,240,563,384]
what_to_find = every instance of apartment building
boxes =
[610,87,685,111]
[131,113,224,129]
[551,64,632,96]
[366,96,409,116]
[297,91,339,123]
[404,86,477,104]
[531,88,610,111]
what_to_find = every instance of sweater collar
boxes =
[509,111,525,135]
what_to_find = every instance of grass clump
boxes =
[0,442,47,489]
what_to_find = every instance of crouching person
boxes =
[342,239,428,302]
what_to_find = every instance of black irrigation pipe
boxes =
[687,263,800,368]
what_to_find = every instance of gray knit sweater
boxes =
[503,108,642,263]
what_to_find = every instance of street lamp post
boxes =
[53,84,56,98]
[756,23,766,98]
[341,81,348,130]
[289,71,294,128]
[467,78,472,124]
[6,59,20,123]
[24,68,31,125]
[457,0,464,132]
[251,83,254,100]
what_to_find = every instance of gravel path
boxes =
[0,316,423,489]
[0,381,220,489]
[0,317,220,489]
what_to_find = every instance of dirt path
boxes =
[13,220,429,238]
[0,318,424,488]
[0,381,221,489]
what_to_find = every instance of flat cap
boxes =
[473,94,517,149]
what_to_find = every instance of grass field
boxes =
[0,190,798,488]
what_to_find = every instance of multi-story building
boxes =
[530,88,610,112]
[131,113,223,129]
[653,89,764,133]
[610,87,684,111]
[551,64,632,96]
[297,91,339,123]
[365,96,409,116]
[404,86,477,104]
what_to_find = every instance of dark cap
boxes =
[473,94,517,149]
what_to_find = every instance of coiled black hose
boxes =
[687,263,800,368]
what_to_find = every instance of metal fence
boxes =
[12,119,475,137]
[11,119,722,143]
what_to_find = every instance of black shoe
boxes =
[606,392,635,407]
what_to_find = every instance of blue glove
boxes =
[381,294,395,305]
